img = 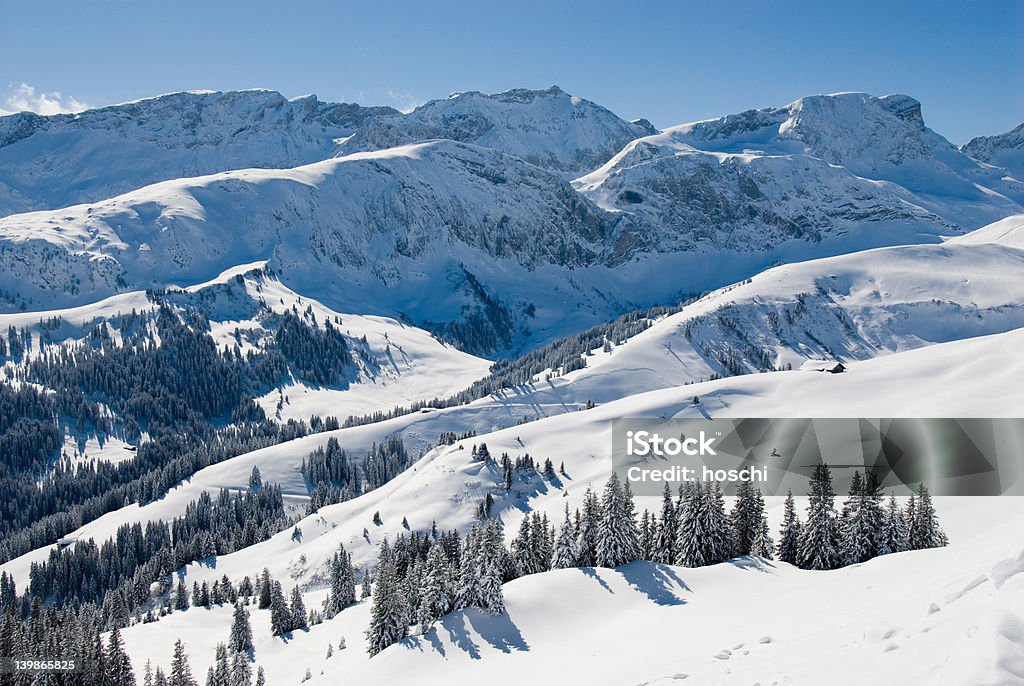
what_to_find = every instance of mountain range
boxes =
[1,84,1023,685]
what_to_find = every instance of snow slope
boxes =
[660,92,1024,228]
[327,515,1024,686]
[948,213,1024,250]
[0,90,397,217]
[339,86,657,177]
[98,327,1024,683]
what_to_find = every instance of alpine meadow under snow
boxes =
[0,83,1022,686]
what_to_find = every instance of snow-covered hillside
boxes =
[0,89,397,217]
[318,515,1024,686]
[660,92,1024,228]
[60,326,1024,684]
[963,121,1024,181]
[339,86,657,177]
[3,83,1024,686]
[949,213,1024,250]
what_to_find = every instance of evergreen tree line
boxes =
[18,484,287,620]
[0,420,311,565]
[0,601,137,686]
[363,466,947,658]
[301,436,411,513]
[0,301,356,562]
[777,465,948,570]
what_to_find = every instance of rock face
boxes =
[0,89,398,216]
[339,86,657,178]
[963,122,1024,182]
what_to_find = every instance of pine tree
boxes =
[229,602,253,653]
[572,487,599,566]
[878,493,908,555]
[729,479,760,556]
[361,569,372,599]
[209,644,229,686]
[908,484,947,550]
[257,569,272,609]
[417,544,454,628]
[551,505,575,569]
[674,482,708,567]
[365,560,408,656]
[840,470,885,564]
[289,586,308,632]
[105,627,136,686]
[798,463,840,570]
[169,639,197,686]
[229,650,251,686]
[653,483,677,564]
[596,473,640,567]
[478,520,506,614]
[254,667,266,686]
[269,581,290,636]
[704,483,734,564]
[776,490,802,564]
[175,581,190,611]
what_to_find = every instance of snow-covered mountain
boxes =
[659,92,1024,228]
[0,89,397,216]
[963,121,1024,181]
[339,86,657,177]
[575,130,952,255]
[3,83,1024,686]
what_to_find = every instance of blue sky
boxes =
[0,0,1020,143]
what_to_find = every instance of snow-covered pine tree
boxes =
[364,559,408,656]
[551,505,576,569]
[417,544,454,629]
[229,650,251,686]
[704,483,734,564]
[751,517,774,559]
[269,581,290,636]
[653,482,677,564]
[105,627,135,686]
[456,525,483,609]
[840,470,885,564]
[209,643,229,686]
[254,667,266,686]
[510,516,537,577]
[675,482,709,567]
[361,569,372,599]
[257,569,272,609]
[532,512,553,574]
[286,589,305,630]
[573,487,599,567]
[776,490,802,564]
[595,474,640,568]
[169,639,197,686]
[478,520,506,615]
[908,484,947,550]
[729,479,760,556]
[797,463,841,570]
[228,602,253,653]
[639,509,655,561]
[878,493,908,555]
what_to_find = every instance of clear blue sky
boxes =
[1,0,1021,143]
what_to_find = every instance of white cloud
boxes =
[0,82,91,116]
[387,89,423,114]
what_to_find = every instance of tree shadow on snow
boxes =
[728,556,777,573]
[617,563,689,606]
[467,609,529,654]
[579,567,614,594]
[438,608,530,659]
